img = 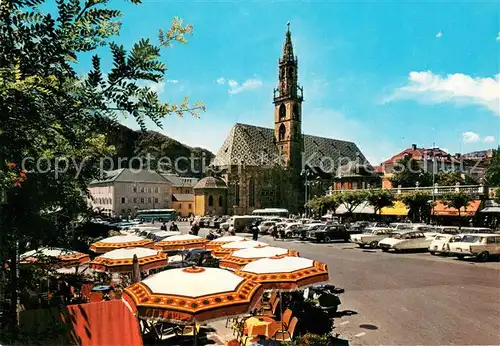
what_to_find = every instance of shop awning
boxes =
[432,200,481,216]
[379,201,408,216]
[335,201,374,215]
[479,200,500,213]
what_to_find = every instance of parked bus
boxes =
[252,208,289,218]
[135,209,177,222]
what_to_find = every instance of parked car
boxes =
[166,249,218,268]
[448,233,500,261]
[350,227,395,248]
[258,220,277,234]
[378,230,433,252]
[282,223,302,238]
[293,223,325,239]
[307,224,350,242]
[428,234,463,255]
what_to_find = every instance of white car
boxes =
[378,230,433,252]
[449,233,500,261]
[283,223,302,238]
[350,227,395,248]
[428,234,463,255]
[258,221,276,234]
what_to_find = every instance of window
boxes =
[235,183,240,206]
[140,198,144,203]
[188,204,192,209]
[154,187,158,193]
[292,103,299,120]
[218,196,223,207]
[208,195,214,207]
[148,197,152,203]
[133,198,137,203]
[248,177,255,207]
[278,124,286,141]
[140,186,144,193]
[133,186,137,192]
[279,104,286,120]
[486,237,496,244]
[121,197,125,204]
[154,198,159,203]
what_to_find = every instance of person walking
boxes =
[252,224,259,241]
[160,222,167,231]
[171,221,179,233]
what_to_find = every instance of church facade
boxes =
[204,24,371,216]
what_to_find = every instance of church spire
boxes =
[281,22,294,63]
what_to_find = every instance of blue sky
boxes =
[78,0,499,165]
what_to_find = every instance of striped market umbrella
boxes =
[90,235,154,254]
[154,234,209,251]
[123,266,264,324]
[89,248,168,273]
[20,247,90,267]
[212,241,268,259]
[236,256,329,291]
[219,246,300,271]
[206,236,246,250]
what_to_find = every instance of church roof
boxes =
[194,176,227,189]
[212,123,370,173]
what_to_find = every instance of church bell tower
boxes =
[273,22,304,170]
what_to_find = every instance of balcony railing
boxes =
[327,184,488,197]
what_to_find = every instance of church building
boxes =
[196,24,371,216]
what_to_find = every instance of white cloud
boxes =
[216,77,263,94]
[216,77,225,85]
[483,135,495,143]
[496,32,500,41]
[166,79,179,84]
[462,131,480,143]
[146,81,165,95]
[385,71,500,114]
[436,31,443,39]
[228,79,239,88]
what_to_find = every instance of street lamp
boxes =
[301,168,313,216]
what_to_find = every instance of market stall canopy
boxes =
[154,234,209,251]
[206,236,246,250]
[432,200,481,216]
[479,200,500,213]
[220,246,299,271]
[212,241,269,258]
[380,201,409,216]
[90,235,154,254]
[123,266,264,323]
[20,247,90,267]
[237,256,329,290]
[335,201,374,215]
[90,247,168,273]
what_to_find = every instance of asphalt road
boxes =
[184,225,500,345]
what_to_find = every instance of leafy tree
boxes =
[366,189,395,215]
[390,156,432,187]
[339,190,368,215]
[485,147,500,186]
[398,190,431,222]
[442,192,474,229]
[306,193,342,217]
[494,187,500,205]
[435,171,477,186]
[0,0,204,340]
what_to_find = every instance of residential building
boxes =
[161,174,198,217]
[88,169,172,217]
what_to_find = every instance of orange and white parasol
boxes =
[153,234,209,251]
[205,235,246,250]
[211,241,268,259]
[236,256,329,291]
[89,247,168,273]
[20,247,90,267]
[219,246,299,271]
[90,235,154,254]
[123,266,264,323]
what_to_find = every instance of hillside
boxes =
[105,123,215,178]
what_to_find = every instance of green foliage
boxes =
[436,171,476,186]
[494,187,500,205]
[0,0,204,341]
[442,192,473,220]
[390,156,432,187]
[306,193,342,216]
[485,147,500,186]
[366,188,395,214]
[398,190,431,222]
[340,190,368,214]
[283,333,329,346]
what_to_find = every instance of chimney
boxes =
[411,144,417,150]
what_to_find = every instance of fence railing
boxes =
[327,184,488,197]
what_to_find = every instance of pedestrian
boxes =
[160,222,167,231]
[252,224,259,241]
[171,221,179,233]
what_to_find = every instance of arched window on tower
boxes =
[248,178,255,207]
[218,195,223,207]
[279,104,286,120]
[292,103,299,120]
[235,183,240,206]
[278,124,286,141]
[208,195,214,207]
